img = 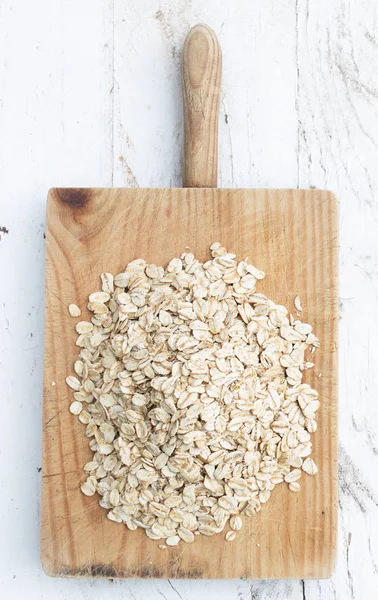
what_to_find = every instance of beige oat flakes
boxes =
[65,244,320,548]
[294,296,302,312]
[288,482,301,493]
[68,303,81,318]
[302,457,318,475]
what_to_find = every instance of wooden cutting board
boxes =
[41,25,338,579]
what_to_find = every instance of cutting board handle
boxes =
[182,24,222,188]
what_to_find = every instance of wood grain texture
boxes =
[42,186,338,579]
[2,0,377,597]
[182,24,221,187]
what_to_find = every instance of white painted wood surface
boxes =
[0,0,377,597]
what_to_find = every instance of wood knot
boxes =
[55,188,90,209]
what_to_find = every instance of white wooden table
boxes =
[1,1,377,598]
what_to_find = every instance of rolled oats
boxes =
[66,244,320,548]
[302,457,318,475]
[68,303,81,318]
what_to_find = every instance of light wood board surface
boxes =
[41,186,338,579]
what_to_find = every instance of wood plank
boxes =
[41,186,338,579]
[296,1,378,597]
[0,0,114,592]
[112,0,298,189]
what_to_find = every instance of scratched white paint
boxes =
[0,0,377,598]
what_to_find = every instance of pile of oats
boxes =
[66,243,319,547]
